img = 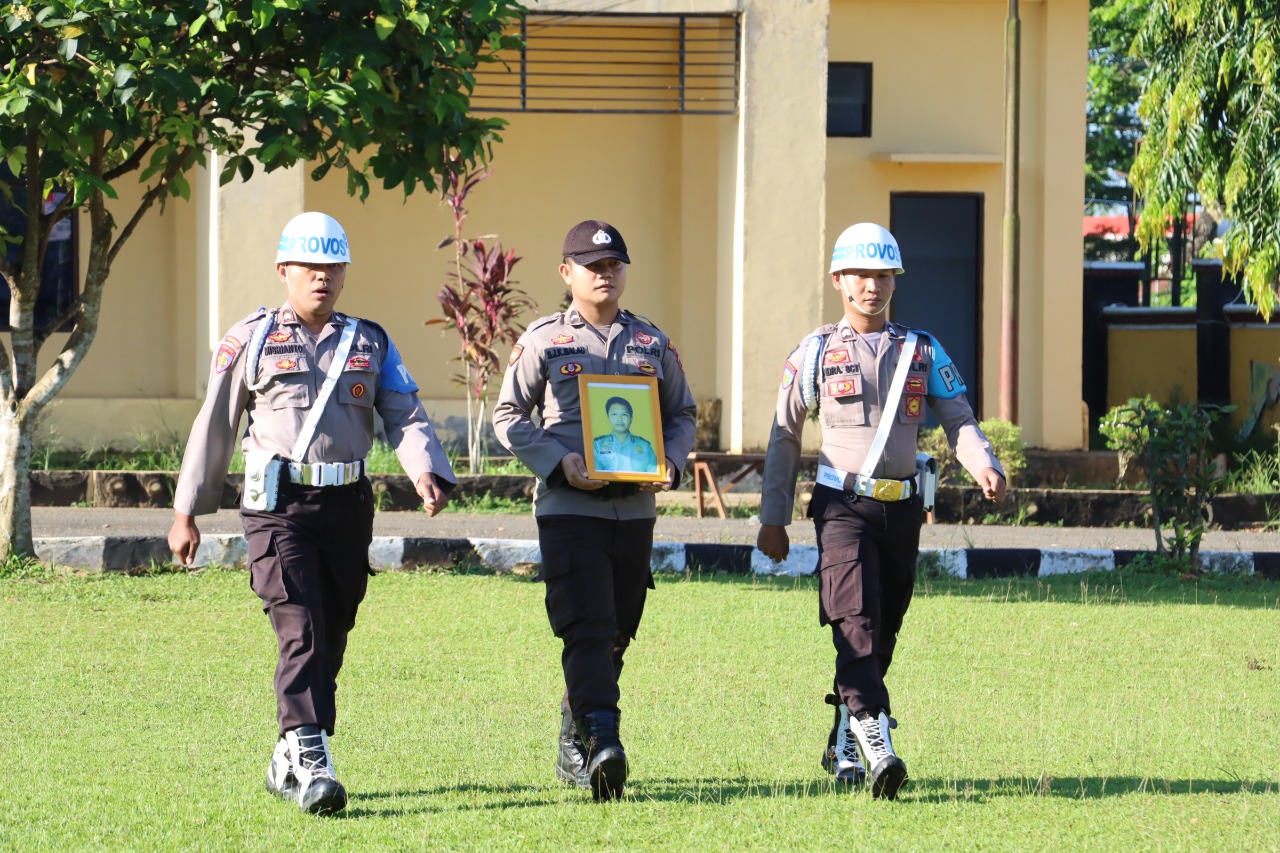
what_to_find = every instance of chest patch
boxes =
[825,375,862,398]
[551,333,574,345]
[823,349,851,365]
[347,355,372,370]
[559,362,584,376]
[267,330,292,344]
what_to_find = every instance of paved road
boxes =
[32,506,1280,553]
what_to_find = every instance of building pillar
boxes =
[192,154,305,396]
[727,0,829,451]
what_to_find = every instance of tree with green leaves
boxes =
[1130,1,1280,317]
[1087,0,1147,209]
[0,0,525,559]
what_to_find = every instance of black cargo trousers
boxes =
[810,484,923,717]
[242,478,375,736]
[536,515,657,717]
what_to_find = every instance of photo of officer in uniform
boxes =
[591,396,659,475]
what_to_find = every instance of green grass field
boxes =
[2,567,1278,851]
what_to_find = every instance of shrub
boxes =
[919,418,1026,485]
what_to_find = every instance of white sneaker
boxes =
[850,710,908,800]
[822,702,866,787]
[285,726,348,815]
[264,737,297,800]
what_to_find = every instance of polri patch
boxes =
[508,344,524,366]
[214,335,243,374]
[781,360,797,389]
[668,340,684,372]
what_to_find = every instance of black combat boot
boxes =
[556,702,588,788]
[575,711,628,802]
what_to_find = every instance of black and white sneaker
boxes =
[821,698,866,788]
[850,710,907,800]
[285,726,348,815]
[265,737,298,800]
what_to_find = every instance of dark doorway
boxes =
[890,193,983,423]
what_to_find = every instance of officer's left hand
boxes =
[416,472,448,517]
[977,468,1007,503]
[639,459,676,493]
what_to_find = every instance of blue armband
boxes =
[380,340,419,393]
[926,338,968,400]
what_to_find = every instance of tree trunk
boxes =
[0,407,35,560]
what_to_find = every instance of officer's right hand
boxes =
[756,523,790,563]
[560,452,606,491]
[168,512,201,567]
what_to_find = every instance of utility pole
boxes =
[1000,0,1021,422]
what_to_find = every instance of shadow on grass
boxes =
[907,775,1277,802]
[338,774,1276,816]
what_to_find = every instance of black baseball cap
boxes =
[562,220,630,265]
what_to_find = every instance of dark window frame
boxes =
[827,61,873,138]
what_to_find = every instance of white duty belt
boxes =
[287,460,365,487]
[816,463,916,502]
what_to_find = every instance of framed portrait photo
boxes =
[578,374,667,483]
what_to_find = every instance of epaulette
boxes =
[240,306,270,326]
[625,310,663,333]
[527,314,561,333]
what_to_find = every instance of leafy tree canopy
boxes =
[0,0,524,557]
[1130,1,1280,316]
[1087,0,1148,207]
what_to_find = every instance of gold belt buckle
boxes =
[872,479,903,501]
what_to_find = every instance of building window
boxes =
[827,62,872,137]
[0,167,78,333]
[473,13,740,115]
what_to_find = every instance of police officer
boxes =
[756,222,1006,800]
[591,396,659,474]
[493,220,696,801]
[168,212,456,815]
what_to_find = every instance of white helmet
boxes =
[829,222,904,275]
[275,212,352,264]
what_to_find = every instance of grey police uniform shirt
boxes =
[492,307,697,519]
[591,432,659,473]
[174,303,456,516]
[759,318,1003,526]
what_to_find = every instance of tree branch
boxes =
[105,146,196,269]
